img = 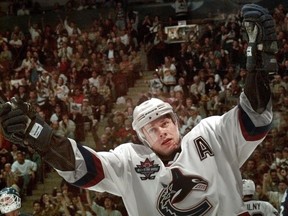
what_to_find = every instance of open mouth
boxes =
[162,138,172,145]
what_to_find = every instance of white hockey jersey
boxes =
[244,200,278,215]
[56,93,273,216]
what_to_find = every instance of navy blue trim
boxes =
[238,105,272,141]
[72,144,104,188]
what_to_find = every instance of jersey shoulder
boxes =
[113,142,154,156]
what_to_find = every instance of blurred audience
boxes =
[0,1,287,214]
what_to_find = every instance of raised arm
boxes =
[241,4,278,113]
[0,99,76,171]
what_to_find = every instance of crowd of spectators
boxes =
[0,0,287,215]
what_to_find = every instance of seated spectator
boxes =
[17,4,30,16]
[15,85,29,102]
[0,136,12,162]
[88,69,100,88]
[96,134,114,151]
[271,74,286,100]
[114,118,136,143]
[36,71,52,102]
[147,72,163,96]
[129,49,142,76]
[39,192,60,215]
[10,26,25,42]
[9,35,23,50]
[81,98,97,130]
[119,54,134,87]
[63,16,82,37]
[109,111,126,133]
[254,184,269,201]
[97,74,112,111]
[263,178,287,211]
[69,106,85,142]
[104,58,120,74]
[267,169,281,192]
[58,42,73,61]
[2,163,19,189]
[104,42,120,63]
[236,67,247,90]
[88,86,106,121]
[87,191,123,216]
[180,106,202,135]
[278,96,288,112]
[57,57,71,75]
[241,159,258,181]
[11,151,37,196]
[114,37,127,54]
[54,76,70,102]
[28,18,42,43]
[174,77,189,98]
[218,78,241,108]
[173,89,186,112]
[205,75,221,95]
[227,79,241,98]
[27,146,43,184]
[275,85,287,108]
[124,106,134,121]
[206,89,221,116]
[0,43,12,62]
[14,50,33,73]
[158,56,177,93]
[71,87,85,104]
[189,74,206,101]
[32,200,43,216]
[58,113,76,139]
[50,99,65,120]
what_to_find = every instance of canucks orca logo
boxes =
[157,168,212,216]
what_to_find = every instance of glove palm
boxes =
[0,104,28,146]
[242,4,278,73]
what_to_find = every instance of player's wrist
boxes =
[25,115,53,154]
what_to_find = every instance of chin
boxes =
[164,144,181,156]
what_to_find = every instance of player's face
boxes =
[142,116,180,157]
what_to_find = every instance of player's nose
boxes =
[159,128,167,138]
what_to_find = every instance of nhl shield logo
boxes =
[135,158,160,180]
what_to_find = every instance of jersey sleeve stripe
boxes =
[238,105,272,141]
[72,144,105,188]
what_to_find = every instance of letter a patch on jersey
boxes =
[135,158,160,180]
[194,136,214,161]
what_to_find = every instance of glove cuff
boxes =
[246,43,257,72]
[262,52,278,74]
[25,115,53,154]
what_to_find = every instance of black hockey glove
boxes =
[0,103,28,145]
[0,98,53,154]
[242,4,278,73]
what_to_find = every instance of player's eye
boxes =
[147,127,157,134]
[161,119,171,128]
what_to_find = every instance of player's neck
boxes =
[160,148,182,166]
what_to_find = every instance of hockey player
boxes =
[242,179,278,215]
[0,4,278,216]
[0,187,30,216]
